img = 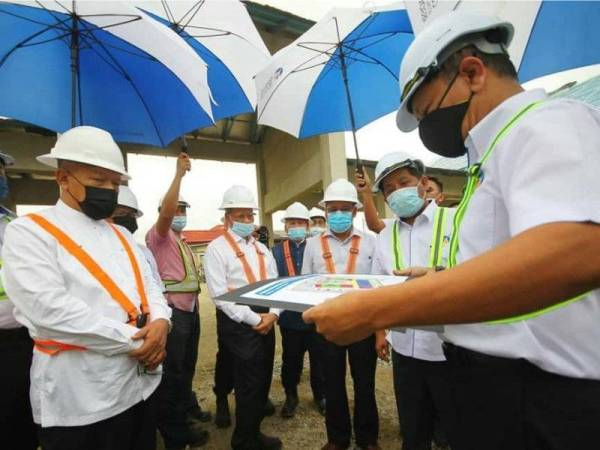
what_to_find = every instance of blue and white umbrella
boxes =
[404,0,600,83]
[0,0,214,147]
[255,3,413,164]
[137,0,270,122]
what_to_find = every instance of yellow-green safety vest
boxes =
[163,238,201,294]
[447,100,589,324]
[392,207,450,271]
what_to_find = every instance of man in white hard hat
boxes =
[304,10,600,450]
[301,179,378,450]
[204,184,282,450]
[273,202,326,418]
[146,153,209,449]
[309,207,327,237]
[0,151,38,450]
[2,126,171,450]
[111,185,162,289]
[369,154,456,450]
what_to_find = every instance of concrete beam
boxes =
[6,177,59,208]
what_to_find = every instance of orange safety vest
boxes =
[27,214,150,355]
[283,240,296,276]
[223,232,267,284]
[320,235,361,274]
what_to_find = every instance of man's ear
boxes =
[459,56,486,94]
[55,168,69,189]
[352,206,358,218]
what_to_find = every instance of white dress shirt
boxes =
[0,209,19,329]
[2,200,171,427]
[204,229,280,326]
[139,244,165,292]
[443,89,600,379]
[301,227,375,275]
[372,202,455,361]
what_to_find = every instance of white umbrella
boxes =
[136,0,270,119]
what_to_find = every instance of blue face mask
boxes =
[0,176,9,200]
[327,211,353,234]
[387,186,425,219]
[231,221,255,238]
[287,227,307,242]
[171,215,187,232]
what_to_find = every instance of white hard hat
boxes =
[0,151,15,167]
[372,153,425,193]
[319,178,362,208]
[396,10,514,132]
[159,194,190,209]
[37,126,130,179]
[309,207,326,219]
[118,185,143,218]
[219,185,259,210]
[281,202,310,223]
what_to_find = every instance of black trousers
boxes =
[158,305,201,447]
[214,310,235,398]
[0,327,37,450]
[323,334,378,448]
[280,326,326,400]
[38,393,157,450]
[392,351,456,450]
[443,343,600,450]
[217,310,275,450]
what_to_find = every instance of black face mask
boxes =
[68,173,118,220]
[113,215,138,234]
[418,71,473,158]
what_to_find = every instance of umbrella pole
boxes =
[70,11,79,128]
[337,42,362,172]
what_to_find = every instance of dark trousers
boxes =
[323,334,378,448]
[217,310,275,450]
[0,327,37,450]
[443,343,600,450]
[38,393,157,450]
[214,311,235,398]
[392,351,456,450]
[280,326,326,400]
[158,305,200,447]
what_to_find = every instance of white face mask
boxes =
[309,226,326,237]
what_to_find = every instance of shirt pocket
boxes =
[458,187,497,261]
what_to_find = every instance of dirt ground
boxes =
[161,286,404,450]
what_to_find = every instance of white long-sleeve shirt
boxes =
[2,200,171,427]
[204,229,280,326]
[372,202,455,361]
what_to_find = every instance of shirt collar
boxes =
[466,89,548,162]
[55,199,102,225]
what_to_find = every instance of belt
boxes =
[442,343,524,368]
[0,326,31,343]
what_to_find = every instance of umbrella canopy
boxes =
[405,0,600,83]
[255,3,413,162]
[0,0,214,147]
[137,0,270,122]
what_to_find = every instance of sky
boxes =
[16,1,600,239]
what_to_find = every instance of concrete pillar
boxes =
[319,132,347,188]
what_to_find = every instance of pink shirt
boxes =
[146,225,198,312]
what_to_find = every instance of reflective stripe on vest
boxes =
[283,240,296,276]
[27,214,150,326]
[223,232,267,284]
[320,235,361,274]
[163,238,201,293]
[446,100,590,324]
[391,207,449,271]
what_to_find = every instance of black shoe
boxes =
[166,424,210,449]
[215,395,231,428]
[280,392,299,418]
[264,398,276,417]
[315,397,326,416]
[188,405,212,424]
[259,433,282,450]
